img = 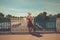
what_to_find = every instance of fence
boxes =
[0,17,60,33]
[0,18,11,32]
[56,18,60,32]
[11,17,28,33]
[34,17,56,32]
[46,17,56,31]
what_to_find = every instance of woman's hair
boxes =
[28,12,31,15]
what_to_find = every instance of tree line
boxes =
[0,12,60,18]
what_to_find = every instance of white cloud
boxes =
[0,0,60,17]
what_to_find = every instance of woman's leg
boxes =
[28,27,31,33]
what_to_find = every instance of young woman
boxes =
[27,12,34,33]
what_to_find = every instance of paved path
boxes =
[0,34,60,40]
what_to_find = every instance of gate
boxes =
[34,17,56,32]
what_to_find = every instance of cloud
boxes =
[0,0,60,9]
[0,0,60,16]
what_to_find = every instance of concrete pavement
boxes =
[0,33,60,40]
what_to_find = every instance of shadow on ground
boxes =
[31,32,42,37]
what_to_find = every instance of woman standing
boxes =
[27,12,34,33]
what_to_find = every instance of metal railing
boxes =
[0,17,60,33]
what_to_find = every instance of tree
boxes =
[56,13,60,17]
[48,14,52,17]
[36,13,43,17]
[0,12,4,18]
[6,14,12,18]
[43,12,47,17]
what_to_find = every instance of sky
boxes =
[0,0,60,17]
